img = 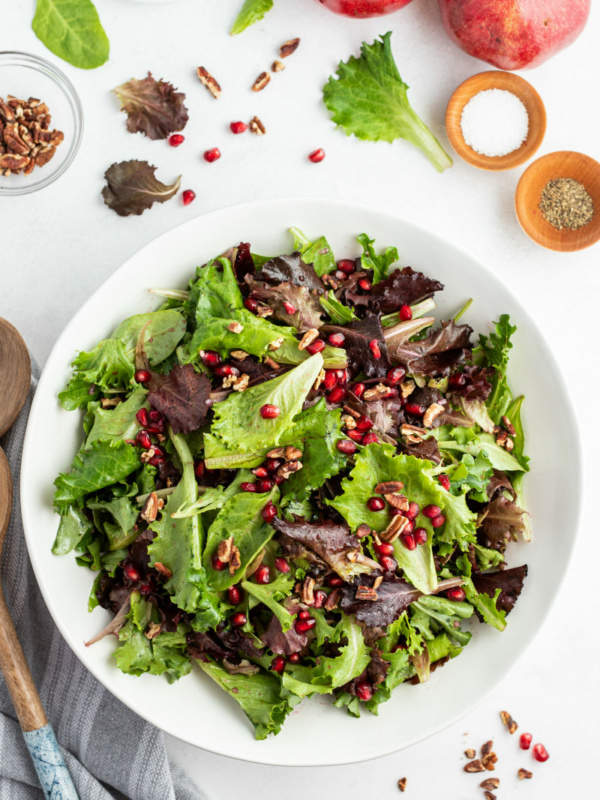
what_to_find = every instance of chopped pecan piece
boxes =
[397,777,407,792]
[35,146,56,168]
[324,587,341,611]
[249,116,266,135]
[375,481,404,494]
[140,491,160,523]
[217,536,234,563]
[464,759,485,773]
[501,415,516,435]
[264,356,280,370]
[341,413,357,429]
[275,461,302,480]
[252,72,271,92]
[267,447,287,458]
[256,303,273,317]
[464,749,476,759]
[228,321,243,333]
[500,710,518,734]
[480,778,499,791]
[196,67,221,99]
[272,60,285,72]
[400,380,415,399]
[301,576,315,606]
[481,740,494,757]
[373,575,383,590]
[280,38,300,58]
[363,383,391,402]
[384,493,409,511]
[483,792,496,800]
[423,402,445,428]
[233,374,249,392]
[145,622,162,640]
[518,768,532,780]
[298,328,319,350]
[314,368,326,390]
[154,561,173,579]
[284,446,303,461]
[355,585,378,601]
[100,397,121,408]
[268,336,284,351]
[229,545,242,575]
[231,349,248,360]
[380,514,407,542]
[495,430,508,448]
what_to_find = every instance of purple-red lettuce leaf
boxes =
[148,364,211,435]
[367,266,444,315]
[258,252,324,293]
[477,495,527,551]
[102,161,181,217]
[387,321,473,377]
[322,316,391,378]
[113,73,188,140]
[472,565,528,614]
[245,275,324,332]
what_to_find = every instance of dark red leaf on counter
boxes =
[102,160,181,217]
[387,320,473,377]
[148,364,211,434]
[367,267,444,315]
[113,73,188,140]
[472,565,528,614]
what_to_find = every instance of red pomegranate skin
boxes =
[438,0,591,70]
[316,0,414,18]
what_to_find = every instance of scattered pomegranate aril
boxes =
[308,148,325,163]
[260,404,280,419]
[422,505,442,519]
[227,585,242,605]
[387,367,405,385]
[257,478,275,493]
[230,121,247,134]
[374,542,395,556]
[351,382,366,398]
[136,408,149,427]
[212,554,227,571]
[328,386,346,404]
[124,564,140,581]
[446,587,466,602]
[406,502,420,520]
[347,429,364,444]
[274,475,285,485]
[369,339,381,359]
[306,339,325,355]
[449,372,467,388]
[520,733,533,750]
[313,590,327,609]
[230,611,247,627]
[136,430,152,450]
[327,575,343,588]
[255,565,271,585]
[240,481,257,493]
[288,653,301,663]
[355,415,374,432]
[182,189,196,206]
[533,743,549,762]
[400,532,417,551]
[244,297,259,313]
[431,515,446,528]
[201,350,221,368]
[414,527,428,546]
[262,501,277,522]
[405,402,425,416]
[337,259,355,275]
[358,278,372,292]
[298,610,311,620]
[204,147,221,163]
[295,617,316,633]
[134,369,151,384]
[265,458,283,472]
[324,370,338,390]
[253,467,269,479]
[337,369,349,384]
[399,304,412,321]
[169,133,185,147]
[274,557,290,573]
[402,519,415,535]
[380,555,398,572]
[283,301,296,314]
[337,438,357,455]
[328,332,346,347]
[194,460,205,480]
[214,364,238,378]
[438,474,451,491]
[362,432,379,445]
[271,655,286,673]
[355,682,373,702]
[367,497,386,512]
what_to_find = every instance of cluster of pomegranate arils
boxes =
[128,374,167,466]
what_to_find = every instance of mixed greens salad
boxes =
[53,229,530,739]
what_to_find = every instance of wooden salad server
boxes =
[0,318,79,799]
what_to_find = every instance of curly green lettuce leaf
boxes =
[434,427,525,473]
[87,495,139,551]
[85,388,148,446]
[230,0,274,35]
[323,33,452,173]
[289,227,336,277]
[52,504,94,555]
[197,660,292,739]
[320,290,358,325]
[357,233,398,284]
[474,315,517,422]
[242,572,295,632]
[434,489,477,555]
[59,339,135,411]
[446,451,494,503]
[32,0,109,70]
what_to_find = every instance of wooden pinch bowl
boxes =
[515,151,600,252]
[446,71,546,171]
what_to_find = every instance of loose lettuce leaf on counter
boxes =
[32,0,109,70]
[102,161,181,217]
[230,0,274,35]
[113,73,188,140]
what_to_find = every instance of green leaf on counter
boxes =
[32,0,109,70]
[230,0,274,35]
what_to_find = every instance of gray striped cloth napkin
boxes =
[0,365,208,800]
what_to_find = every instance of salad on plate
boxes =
[52,229,530,739]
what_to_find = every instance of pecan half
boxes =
[280,38,300,58]
[397,777,407,792]
[324,587,341,610]
[0,153,29,170]
[35,146,56,168]
[298,328,319,350]
[249,116,266,135]
[140,491,160,523]
[480,779,499,791]
[252,72,271,92]
[196,67,221,99]
[375,481,404,494]
[423,402,445,428]
[384,493,409,511]
[301,576,315,606]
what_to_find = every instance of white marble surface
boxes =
[4,0,600,797]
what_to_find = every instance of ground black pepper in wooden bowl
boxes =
[539,178,594,230]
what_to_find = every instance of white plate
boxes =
[21,198,581,766]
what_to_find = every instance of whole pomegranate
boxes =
[438,0,591,70]
[315,0,414,18]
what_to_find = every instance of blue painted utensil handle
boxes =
[22,724,79,800]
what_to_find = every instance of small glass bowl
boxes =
[0,51,83,196]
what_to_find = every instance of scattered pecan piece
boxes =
[275,461,302,480]
[268,336,284,351]
[324,587,341,610]
[483,792,496,800]
[397,777,407,792]
[284,446,303,461]
[145,622,162,640]
[495,430,508,448]
[355,585,378,601]
[505,437,515,452]
[100,397,121,408]
[196,67,221,99]
[252,72,271,92]
[154,561,173,579]
[256,303,273,317]
[364,383,391,402]
[423,402,445,428]
[500,710,518,734]
[464,749,476,759]
[231,349,248,360]
[480,778,499,791]
[341,413,357,429]
[140,491,160,523]
[385,493,409,511]
[229,545,242,575]
[272,60,285,72]
[400,379,415,399]
[518,768,532,780]
[298,328,319,350]
[375,481,404,494]
[217,536,234,563]
[228,321,243,333]
[481,740,493,757]
[233,374,249,392]
[373,575,383,590]
[267,447,287,458]
[380,514,407,542]
[280,38,300,58]
[249,116,266,135]
[464,759,485,773]
[314,368,326,391]
[301,576,315,606]
[501,415,516,435]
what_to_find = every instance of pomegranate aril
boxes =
[347,430,364,446]
[201,350,221,368]
[274,475,285,485]
[351,382,366,398]
[212,554,227,571]
[449,372,467,388]
[194,460,205,480]
[265,458,283,472]
[520,733,533,750]
[204,147,221,163]
[328,386,346,404]
[257,478,275,492]
[253,467,269,479]
[406,502,420,520]
[355,681,373,702]
[308,148,325,163]
[295,617,316,633]
[362,433,379,445]
[413,527,428,546]
[327,575,343,588]
[387,367,405,385]
[124,564,140,581]
[374,542,395,556]
[255,565,271,585]
[274,557,290,573]
[182,189,196,206]
[136,430,152,450]
[306,339,325,355]
[149,410,163,422]
[438,474,451,491]
[214,364,239,378]
[422,505,441,519]
[367,497,386,512]
[355,415,374,432]
[283,301,296,314]
[328,332,346,347]
[169,133,185,147]
[358,278,372,292]
[402,519,415,535]
[533,743,549,762]
[399,304,412,321]
[288,653,301,664]
[324,370,338,390]
[390,507,403,517]
[262,501,277,522]
[337,438,357,455]
[240,481,257,493]
[260,404,280,419]
[446,587,465,602]
[369,339,381,359]
[227,585,242,605]
[337,259,355,275]
[405,402,425,416]
[431,514,446,528]
[313,590,327,609]
[230,611,247,627]
[136,408,149,426]
[245,297,258,313]
[337,369,349,384]
[230,121,247,134]
[298,610,311,620]
[134,369,151,384]
[400,532,417,551]
[335,270,346,280]
[271,655,286,673]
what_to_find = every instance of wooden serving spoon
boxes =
[0,318,78,799]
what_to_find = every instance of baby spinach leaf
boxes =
[32,0,109,70]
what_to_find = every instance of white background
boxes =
[3,0,600,797]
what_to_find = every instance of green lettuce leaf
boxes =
[474,315,517,423]
[410,595,473,647]
[87,495,139,551]
[230,0,274,35]
[59,339,134,410]
[85,388,147,446]
[289,227,336,277]
[242,572,295,632]
[435,428,525,473]
[320,290,358,324]
[112,310,186,365]
[32,0,109,70]
[357,233,398,284]
[447,451,493,502]
[52,504,94,555]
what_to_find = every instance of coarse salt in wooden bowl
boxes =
[446,71,546,171]
[515,151,600,252]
